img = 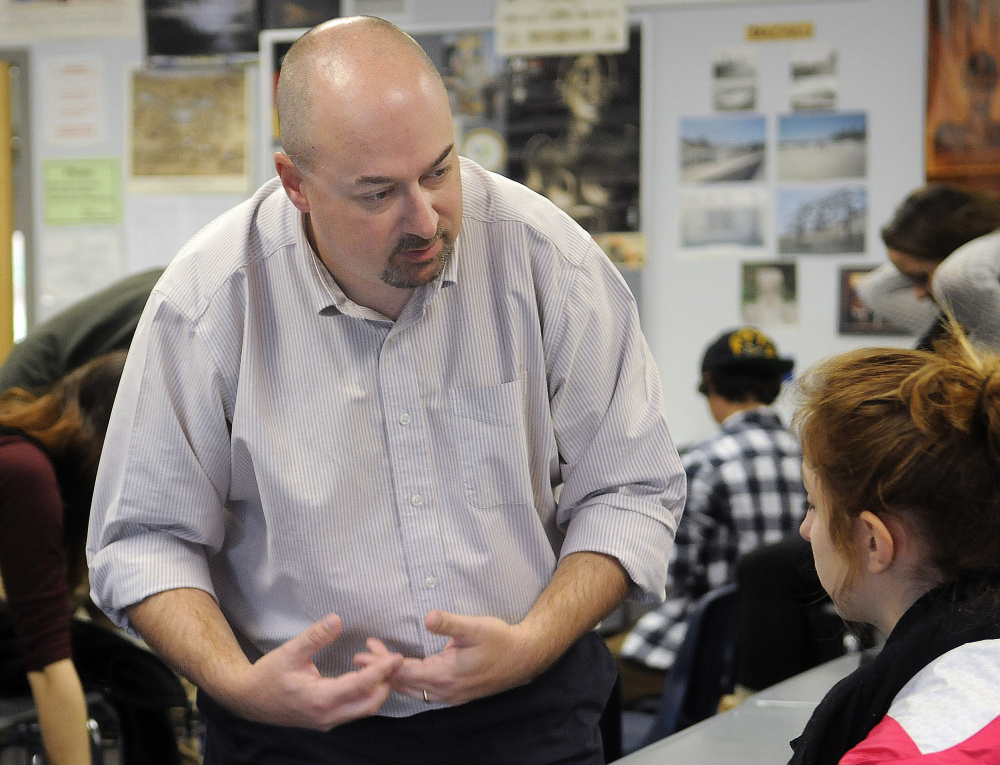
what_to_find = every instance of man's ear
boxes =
[275,152,310,213]
[857,510,897,574]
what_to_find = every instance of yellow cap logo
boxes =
[729,328,778,359]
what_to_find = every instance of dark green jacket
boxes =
[0,268,163,395]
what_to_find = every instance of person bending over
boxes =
[0,268,162,396]
[86,16,684,764]
[0,353,125,764]
[858,184,1000,351]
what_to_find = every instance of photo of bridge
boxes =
[680,115,767,183]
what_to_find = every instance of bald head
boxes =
[276,16,446,172]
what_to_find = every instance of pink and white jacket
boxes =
[841,639,1000,764]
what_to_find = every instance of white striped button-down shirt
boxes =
[87,158,685,716]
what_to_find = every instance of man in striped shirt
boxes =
[86,16,684,763]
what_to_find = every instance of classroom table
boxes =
[616,652,864,765]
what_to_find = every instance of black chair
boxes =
[0,609,190,764]
[620,583,741,754]
[0,692,121,763]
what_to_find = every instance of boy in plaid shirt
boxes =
[616,328,806,693]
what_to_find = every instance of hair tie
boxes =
[981,368,999,399]
[973,367,999,439]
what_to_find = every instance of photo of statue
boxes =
[504,28,641,236]
[741,262,798,327]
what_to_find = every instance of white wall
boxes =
[637,0,926,445]
[11,0,926,445]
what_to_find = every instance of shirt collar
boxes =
[296,207,461,322]
[721,405,777,428]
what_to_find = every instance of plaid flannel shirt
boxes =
[620,407,807,671]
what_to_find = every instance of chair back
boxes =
[640,582,741,746]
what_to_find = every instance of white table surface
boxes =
[616,652,864,765]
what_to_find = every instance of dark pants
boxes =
[200,631,618,765]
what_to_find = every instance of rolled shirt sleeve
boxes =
[87,290,233,631]
[549,241,684,602]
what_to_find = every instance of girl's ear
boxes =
[857,510,897,574]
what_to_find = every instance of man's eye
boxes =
[428,165,450,181]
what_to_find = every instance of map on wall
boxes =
[128,67,251,194]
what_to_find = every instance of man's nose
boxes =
[405,187,439,240]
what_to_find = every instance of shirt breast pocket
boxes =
[449,379,534,509]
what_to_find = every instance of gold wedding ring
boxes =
[423,689,430,703]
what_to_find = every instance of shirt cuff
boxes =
[559,499,676,604]
[89,532,216,635]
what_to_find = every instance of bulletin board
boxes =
[639,0,927,445]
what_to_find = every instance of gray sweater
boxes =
[856,229,1000,351]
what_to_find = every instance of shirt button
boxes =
[424,576,437,588]
[410,493,423,507]
[398,412,411,425]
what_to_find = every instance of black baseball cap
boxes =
[701,327,794,375]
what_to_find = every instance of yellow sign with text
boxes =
[745,22,815,41]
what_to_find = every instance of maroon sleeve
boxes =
[0,435,73,671]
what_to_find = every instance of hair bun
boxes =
[902,350,1000,458]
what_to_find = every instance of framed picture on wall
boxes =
[926,0,1000,182]
[679,114,766,184]
[838,266,911,336]
[262,0,339,29]
[145,0,259,58]
[776,111,867,181]
[741,261,798,327]
[776,186,867,256]
[505,26,643,238]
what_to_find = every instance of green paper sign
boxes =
[43,158,122,225]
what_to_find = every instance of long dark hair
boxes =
[881,184,1000,263]
[0,351,127,590]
